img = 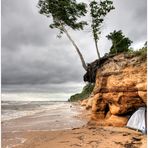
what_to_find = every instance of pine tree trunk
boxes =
[94,39,100,59]
[62,26,87,71]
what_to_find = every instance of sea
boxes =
[2,84,88,148]
[1,83,84,122]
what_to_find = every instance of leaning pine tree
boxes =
[90,0,115,59]
[37,0,88,71]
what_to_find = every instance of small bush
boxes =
[106,30,132,54]
[68,83,95,102]
[127,46,147,61]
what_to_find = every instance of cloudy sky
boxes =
[2,0,147,86]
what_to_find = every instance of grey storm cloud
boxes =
[2,0,147,85]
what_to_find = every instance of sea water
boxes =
[1,83,84,123]
[2,101,68,121]
[2,84,87,148]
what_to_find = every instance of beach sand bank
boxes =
[3,126,146,148]
[2,102,146,148]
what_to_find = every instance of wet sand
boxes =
[2,103,147,148]
[2,102,87,148]
[3,126,146,148]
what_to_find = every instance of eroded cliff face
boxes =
[82,54,146,126]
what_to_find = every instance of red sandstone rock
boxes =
[89,54,147,126]
[105,115,128,127]
[86,97,94,110]
[80,99,88,106]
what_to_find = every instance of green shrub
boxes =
[135,47,146,56]
[127,45,147,61]
[106,30,132,54]
[68,83,95,102]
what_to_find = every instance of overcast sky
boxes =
[2,0,147,85]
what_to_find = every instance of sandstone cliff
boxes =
[82,53,146,126]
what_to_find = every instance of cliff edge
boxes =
[82,53,146,127]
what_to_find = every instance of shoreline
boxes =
[2,102,147,148]
[2,102,87,148]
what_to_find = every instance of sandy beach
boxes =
[2,102,87,148]
[3,125,147,148]
[2,102,146,148]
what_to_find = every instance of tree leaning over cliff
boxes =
[37,0,88,71]
[90,0,115,59]
[106,30,133,54]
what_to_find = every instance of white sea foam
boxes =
[1,101,69,121]
[6,137,26,148]
[1,90,74,121]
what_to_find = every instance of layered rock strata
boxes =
[82,54,146,126]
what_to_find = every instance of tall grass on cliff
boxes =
[68,83,94,102]
[128,42,147,61]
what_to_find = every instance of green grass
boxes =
[68,83,95,102]
[127,46,147,61]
